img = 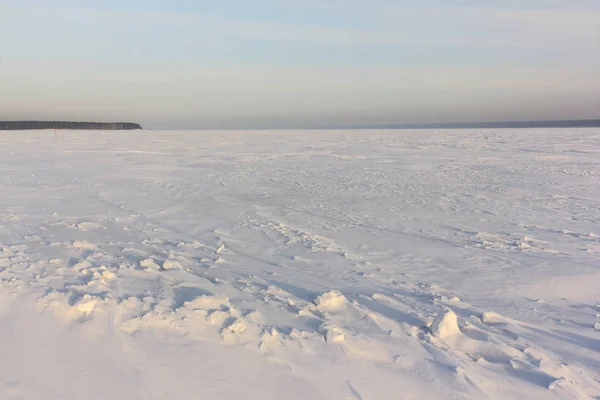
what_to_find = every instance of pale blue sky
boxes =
[1,0,599,128]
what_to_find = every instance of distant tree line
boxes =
[0,121,143,130]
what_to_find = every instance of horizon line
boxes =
[2,118,600,131]
[149,118,600,131]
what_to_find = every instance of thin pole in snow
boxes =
[55,129,57,140]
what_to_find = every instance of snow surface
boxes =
[0,128,599,399]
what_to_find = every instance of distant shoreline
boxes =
[354,119,600,130]
[0,121,143,130]
[256,119,600,131]
[2,119,600,131]
[159,119,600,130]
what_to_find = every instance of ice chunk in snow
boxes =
[162,259,181,270]
[314,290,347,313]
[140,257,161,270]
[101,270,116,281]
[72,240,97,250]
[72,260,92,271]
[207,310,230,325]
[430,308,460,339]
[594,321,600,331]
[74,295,100,314]
[481,311,505,325]
[319,323,345,343]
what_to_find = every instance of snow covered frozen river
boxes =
[1,129,599,399]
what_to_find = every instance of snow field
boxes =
[0,128,599,399]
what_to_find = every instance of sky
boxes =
[1,0,599,129]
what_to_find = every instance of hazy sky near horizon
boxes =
[1,0,599,129]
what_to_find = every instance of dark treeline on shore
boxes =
[0,121,143,130]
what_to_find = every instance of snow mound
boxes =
[186,295,229,311]
[430,308,460,339]
[314,290,347,313]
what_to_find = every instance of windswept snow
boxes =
[0,128,599,399]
